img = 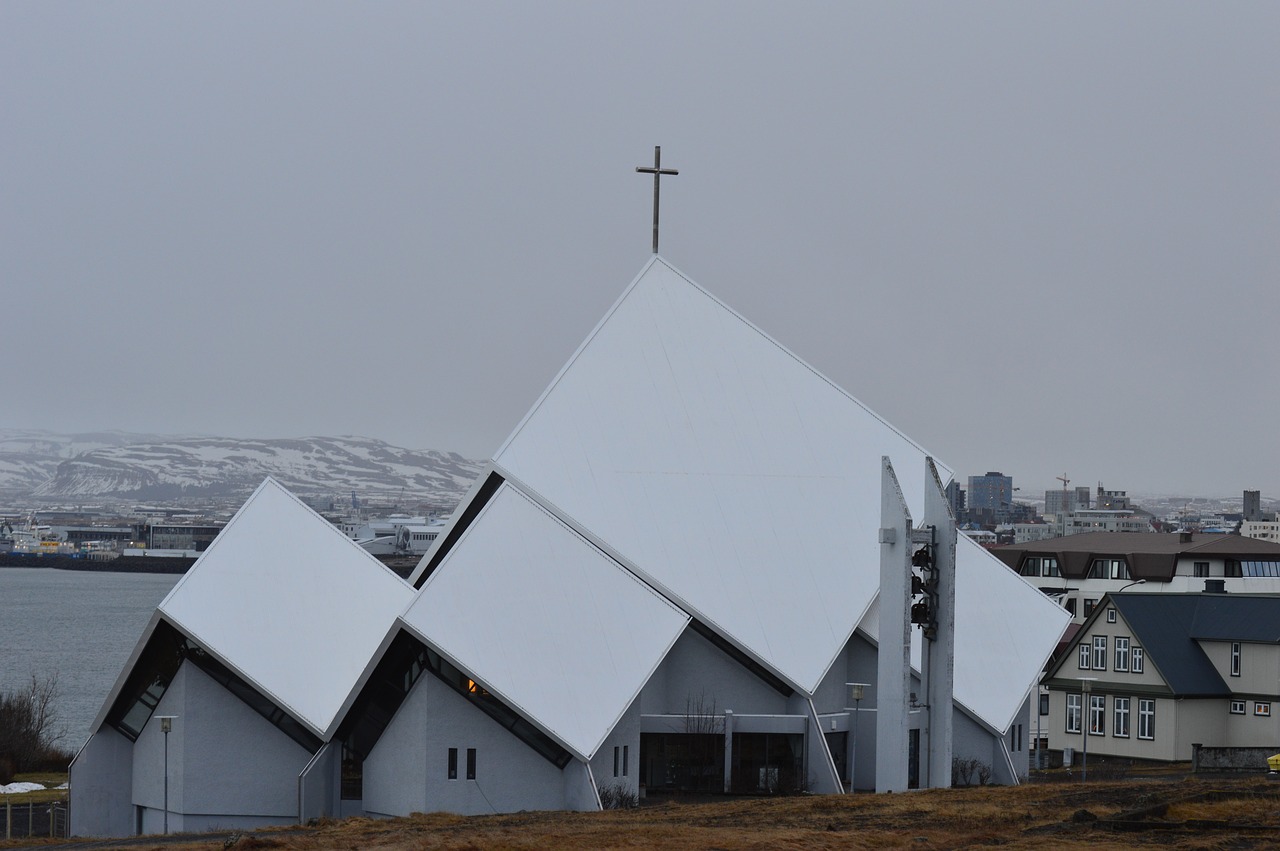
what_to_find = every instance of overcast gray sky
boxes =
[3,2,1276,497]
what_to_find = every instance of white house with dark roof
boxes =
[1043,591,1280,762]
[994,531,1280,622]
[71,257,1069,835]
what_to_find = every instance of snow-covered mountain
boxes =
[0,430,483,504]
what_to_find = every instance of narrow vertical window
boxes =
[1066,693,1082,733]
[1078,644,1091,670]
[1138,699,1155,740]
[1114,637,1130,672]
[1092,636,1107,670]
[1113,697,1130,737]
[1132,646,1144,673]
[622,745,629,777]
[447,747,458,780]
[1106,608,1116,623]
[613,746,620,777]
[466,747,477,780]
[1231,642,1241,677]
[1089,695,1106,735]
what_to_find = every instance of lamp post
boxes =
[156,716,177,834]
[1119,579,1146,593]
[1077,679,1096,783]
[847,682,869,793]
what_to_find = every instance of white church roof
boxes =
[491,256,1067,727]
[401,481,689,760]
[158,478,415,737]
[494,257,934,693]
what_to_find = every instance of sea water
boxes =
[0,567,180,751]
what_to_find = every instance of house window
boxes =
[1092,636,1107,670]
[1256,702,1272,717]
[1107,608,1116,624]
[1194,562,1209,577]
[1114,637,1130,672]
[1019,558,1040,577]
[1138,699,1155,739]
[1066,693,1082,733]
[447,747,458,780]
[1132,646,1144,673]
[467,748,477,780]
[1114,697,1130,737]
[1230,700,1246,715]
[1066,598,1077,617]
[1087,561,1106,579]
[1043,558,1061,577]
[1230,642,1241,677]
[1111,560,1131,580]
[1089,695,1106,735]
[1039,693,1050,716]
[1084,599,1097,617]
[1078,643,1091,670]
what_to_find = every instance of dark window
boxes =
[467,748,477,780]
[623,744,629,777]
[337,630,430,763]
[1083,599,1096,617]
[105,619,321,752]
[613,746,620,777]
[1231,642,1241,677]
[1066,598,1077,617]
[1039,693,1050,716]
[1194,562,1210,577]
[448,748,458,780]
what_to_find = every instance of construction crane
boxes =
[1056,474,1071,514]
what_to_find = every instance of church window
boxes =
[448,748,458,780]
[467,748,477,780]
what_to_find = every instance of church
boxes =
[71,256,1068,835]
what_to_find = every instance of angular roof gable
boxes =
[1100,595,1232,696]
[401,480,689,760]
[158,478,415,736]
[492,257,1067,728]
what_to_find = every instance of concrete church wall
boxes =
[131,663,313,833]
[640,628,789,716]
[588,697,640,802]
[69,726,135,837]
[813,632,879,713]
[363,674,570,817]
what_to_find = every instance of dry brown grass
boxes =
[22,777,1280,851]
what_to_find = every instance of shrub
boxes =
[598,783,639,809]
[0,674,66,782]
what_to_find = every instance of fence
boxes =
[1191,744,1278,773]
[2,799,68,839]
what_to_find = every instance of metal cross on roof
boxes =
[636,146,678,254]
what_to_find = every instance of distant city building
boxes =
[968,472,1013,513]
[1044,486,1091,516]
[1241,519,1280,544]
[945,480,965,518]
[1094,485,1132,511]
[1244,490,1262,522]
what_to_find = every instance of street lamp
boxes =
[156,716,177,834]
[1077,679,1096,782]
[1119,579,1146,592]
[847,683,869,793]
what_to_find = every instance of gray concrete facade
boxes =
[362,672,580,817]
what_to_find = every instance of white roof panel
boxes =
[495,258,944,694]
[402,481,689,759]
[952,536,1068,731]
[159,478,415,736]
